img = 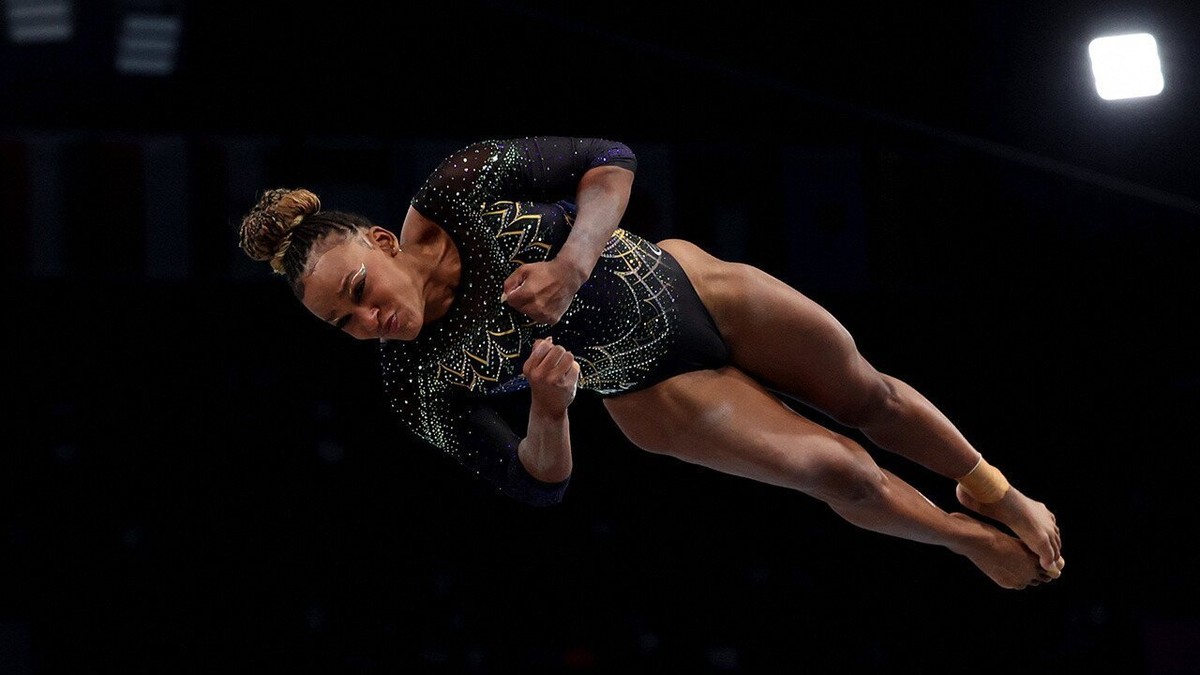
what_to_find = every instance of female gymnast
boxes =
[237,135,1064,589]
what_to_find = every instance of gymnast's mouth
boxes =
[383,308,417,339]
[384,312,397,334]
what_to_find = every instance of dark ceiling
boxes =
[2,0,1198,206]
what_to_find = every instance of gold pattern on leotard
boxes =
[425,199,675,396]
[381,199,678,460]
[380,137,681,462]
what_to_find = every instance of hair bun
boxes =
[238,188,321,262]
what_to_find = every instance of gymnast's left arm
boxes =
[501,137,637,324]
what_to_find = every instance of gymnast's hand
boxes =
[502,259,586,325]
[523,337,581,414]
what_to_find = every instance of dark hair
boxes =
[237,188,375,296]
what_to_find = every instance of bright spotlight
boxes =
[1088,33,1164,101]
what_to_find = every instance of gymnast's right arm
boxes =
[458,402,572,507]
[382,332,578,506]
[459,336,580,506]
[386,376,572,507]
[514,336,579,486]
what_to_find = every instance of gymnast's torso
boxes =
[381,136,728,482]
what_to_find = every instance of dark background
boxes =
[3,1,1199,673]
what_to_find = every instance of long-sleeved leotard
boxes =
[383,136,729,506]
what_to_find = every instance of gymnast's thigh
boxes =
[657,238,889,427]
[601,366,878,497]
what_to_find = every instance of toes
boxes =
[1045,556,1065,579]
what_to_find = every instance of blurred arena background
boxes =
[2,1,1199,673]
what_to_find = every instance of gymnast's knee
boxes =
[827,373,901,430]
[803,438,888,504]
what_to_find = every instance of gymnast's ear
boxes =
[366,225,399,251]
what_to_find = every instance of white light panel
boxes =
[1088,33,1164,101]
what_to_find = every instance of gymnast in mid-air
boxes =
[237,135,1064,589]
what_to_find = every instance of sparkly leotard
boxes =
[383,136,729,506]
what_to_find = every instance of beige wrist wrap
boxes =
[957,457,1011,503]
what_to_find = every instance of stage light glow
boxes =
[115,12,180,75]
[3,0,73,43]
[1088,33,1164,100]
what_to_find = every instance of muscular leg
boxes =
[604,367,1053,589]
[657,239,1063,571]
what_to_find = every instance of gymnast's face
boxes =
[300,227,425,341]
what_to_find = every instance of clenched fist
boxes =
[523,336,581,414]
[502,259,586,325]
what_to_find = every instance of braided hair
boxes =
[238,188,375,296]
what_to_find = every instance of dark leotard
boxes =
[383,136,729,506]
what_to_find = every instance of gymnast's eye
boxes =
[332,264,366,331]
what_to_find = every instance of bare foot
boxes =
[947,513,1054,589]
[957,484,1064,574]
